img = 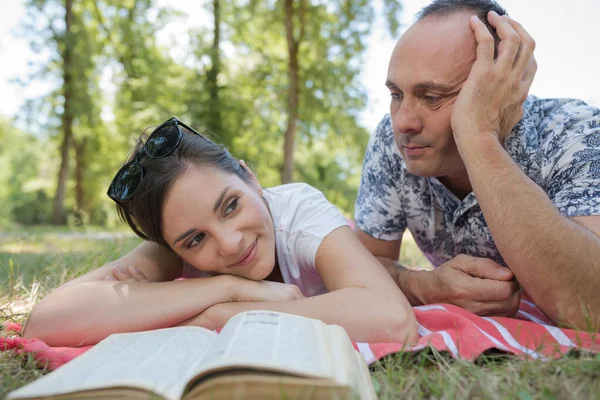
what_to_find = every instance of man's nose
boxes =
[393,97,423,135]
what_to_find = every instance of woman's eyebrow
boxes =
[173,229,196,246]
[213,185,232,213]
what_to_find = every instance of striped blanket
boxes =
[2,298,598,371]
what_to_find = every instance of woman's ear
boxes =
[240,160,263,196]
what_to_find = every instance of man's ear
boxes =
[240,160,263,196]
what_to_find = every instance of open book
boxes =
[8,310,376,400]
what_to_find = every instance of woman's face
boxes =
[161,164,276,281]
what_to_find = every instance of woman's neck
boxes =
[265,257,283,283]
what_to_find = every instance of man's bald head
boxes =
[416,0,507,57]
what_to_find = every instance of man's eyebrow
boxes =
[173,228,196,246]
[385,79,400,90]
[385,80,456,94]
[414,81,456,93]
[213,186,232,214]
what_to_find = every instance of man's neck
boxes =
[438,173,473,200]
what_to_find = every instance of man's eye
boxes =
[225,198,239,215]
[187,233,205,249]
[390,92,403,100]
[424,95,441,104]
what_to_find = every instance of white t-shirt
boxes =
[181,183,349,297]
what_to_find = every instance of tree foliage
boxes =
[13,0,403,226]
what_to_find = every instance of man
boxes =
[355,0,600,330]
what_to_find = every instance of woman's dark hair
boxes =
[416,0,507,57]
[116,125,252,248]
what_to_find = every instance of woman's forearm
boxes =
[23,276,237,346]
[180,288,418,344]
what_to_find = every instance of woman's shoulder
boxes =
[264,182,324,198]
[265,182,348,239]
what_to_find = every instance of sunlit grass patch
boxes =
[1,228,599,399]
[0,233,141,304]
[371,348,600,399]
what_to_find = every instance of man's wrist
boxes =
[455,132,503,167]
[376,256,429,306]
[396,268,429,306]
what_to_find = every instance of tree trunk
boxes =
[206,0,222,138]
[52,0,74,225]
[73,137,88,214]
[281,0,302,184]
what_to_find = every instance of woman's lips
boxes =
[232,238,258,267]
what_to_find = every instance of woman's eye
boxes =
[225,198,239,215]
[187,233,205,248]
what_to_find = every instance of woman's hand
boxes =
[105,265,149,282]
[231,279,305,302]
[107,265,304,303]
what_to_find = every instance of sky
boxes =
[0,0,598,134]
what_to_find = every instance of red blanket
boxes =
[2,299,598,370]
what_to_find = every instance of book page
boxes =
[195,311,335,381]
[330,328,377,400]
[9,326,217,400]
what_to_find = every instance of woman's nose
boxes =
[216,229,243,258]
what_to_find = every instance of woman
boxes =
[23,117,417,347]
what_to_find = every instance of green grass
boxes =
[1,229,599,399]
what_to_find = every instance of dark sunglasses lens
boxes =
[110,162,143,201]
[146,124,180,158]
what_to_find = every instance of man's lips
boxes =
[232,238,258,267]
[402,145,429,157]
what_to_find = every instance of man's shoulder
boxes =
[527,96,600,139]
[369,114,395,148]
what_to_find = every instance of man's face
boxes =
[387,12,477,180]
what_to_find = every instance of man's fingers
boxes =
[469,15,495,65]
[521,55,537,98]
[455,256,514,281]
[480,288,522,317]
[465,278,518,302]
[487,11,520,71]
[502,15,536,74]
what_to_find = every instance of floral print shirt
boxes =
[355,96,600,267]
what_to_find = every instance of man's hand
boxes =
[451,11,537,147]
[106,265,304,303]
[419,255,521,317]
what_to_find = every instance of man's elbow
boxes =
[555,300,600,332]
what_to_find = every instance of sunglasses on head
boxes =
[107,117,203,203]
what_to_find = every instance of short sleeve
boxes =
[542,103,600,217]
[275,184,350,273]
[354,115,407,240]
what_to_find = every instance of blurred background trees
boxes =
[1,0,403,228]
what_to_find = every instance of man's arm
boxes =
[354,230,423,306]
[451,13,600,329]
[355,229,521,316]
[458,135,600,329]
